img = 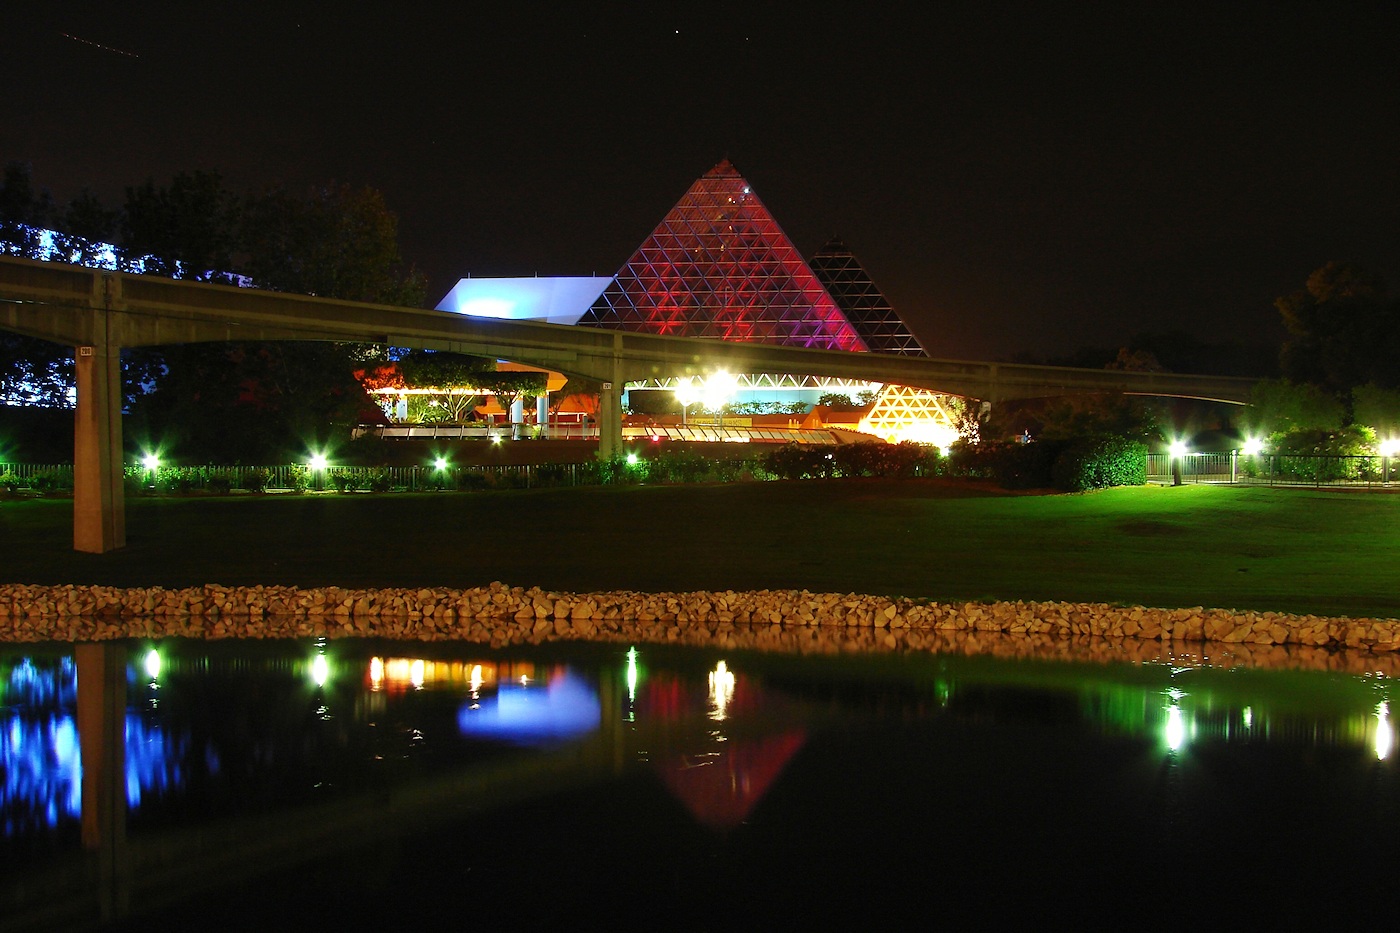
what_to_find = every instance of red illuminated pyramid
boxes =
[578,161,868,351]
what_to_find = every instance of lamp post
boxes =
[1168,441,1187,486]
[674,377,699,426]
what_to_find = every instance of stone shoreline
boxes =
[2,581,1399,675]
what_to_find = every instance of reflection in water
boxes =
[456,668,601,745]
[10,638,1400,931]
[1377,702,1392,761]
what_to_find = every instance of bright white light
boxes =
[470,664,483,695]
[410,659,425,689]
[1169,441,1188,457]
[1380,439,1400,458]
[1241,438,1264,456]
[312,655,329,687]
[1377,702,1392,761]
[626,647,639,703]
[673,377,700,408]
[491,435,502,445]
[434,457,448,470]
[144,649,161,680]
[709,660,736,721]
[309,454,329,471]
[702,370,738,410]
[1165,705,1186,751]
[626,453,638,465]
[369,656,384,690]
[141,454,160,470]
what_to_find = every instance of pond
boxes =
[3,636,1397,929]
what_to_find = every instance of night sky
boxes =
[5,2,1398,363]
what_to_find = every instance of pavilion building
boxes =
[428,161,961,446]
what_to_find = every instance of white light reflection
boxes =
[709,660,735,721]
[1242,706,1253,731]
[311,655,329,688]
[369,656,384,691]
[470,664,483,697]
[410,659,425,689]
[144,649,161,681]
[626,647,639,723]
[1165,705,1186,752]
[1376,702,1392,761]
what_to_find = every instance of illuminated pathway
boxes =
[0,256,1256,552]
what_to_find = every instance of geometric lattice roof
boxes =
[577,161,868,352]
[858,384,962,446]
[808,237,926,356]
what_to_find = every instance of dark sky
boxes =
[5,2,1398,362]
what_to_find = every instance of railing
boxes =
[352,422,837,444]
[1146,453,1398,487]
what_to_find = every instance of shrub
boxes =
[30,468,74,493]
[207,471,233,495]
[367,468,393,493]
[455,469,490,491]
[287,465,310,493]
[1,470,23,493]
[1050,437,1147,491]
[533,462,573,487]
[329,470,361,493]
[242,468,270,494]
[761,444,836,480]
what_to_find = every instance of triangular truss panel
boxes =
[808,237,926,356]
[579,161,868,352]
[859,384,961,446]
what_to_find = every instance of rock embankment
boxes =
[1,582,1395,660]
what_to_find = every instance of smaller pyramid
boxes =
[808,238,925,356]
[859,384,961,446]
[578,162,867,352]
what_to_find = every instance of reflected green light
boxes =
[144,648,161,680]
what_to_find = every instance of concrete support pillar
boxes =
[597,340,625,460]
[73,287,125,552]
[598,380,622,460]
[78,641,129,921]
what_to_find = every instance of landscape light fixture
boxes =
[626,453,639,465]
[434,457,449,471]
[308,454,329,471]
[1380,439,1400,458]
[1241,438,1264,456]
[141,453,160,470]
[1168,441,1189,457]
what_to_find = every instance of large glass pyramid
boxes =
[808,237,926,356]
[578,161,868,352]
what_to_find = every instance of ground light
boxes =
[1241,437,1264,456]
[308,453,329,471]
[141,453,160,471]
[626,453,639,466]
[1381,439,1400,458]
[434,457,449,471]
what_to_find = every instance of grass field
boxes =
[1,481,1396,618]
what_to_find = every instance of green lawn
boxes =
[1,481,1396,618]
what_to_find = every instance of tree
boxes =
[1277,262,1400,391]
[1352,383,1400,441]
[1245,378,1345,440]
[240,184,426,306]
[121,170,239,280]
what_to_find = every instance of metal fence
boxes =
[1146,453,1398,488]
[0,460,770,493]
